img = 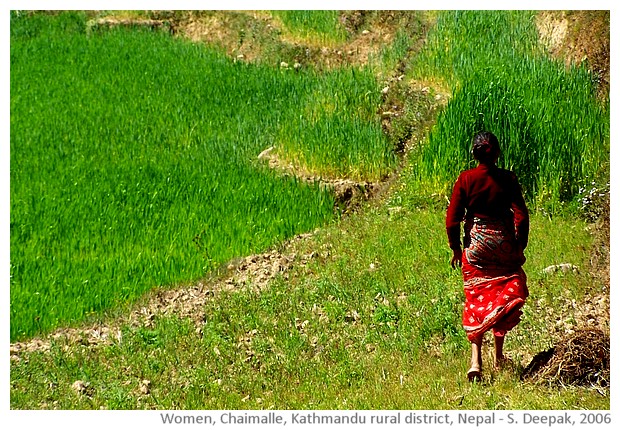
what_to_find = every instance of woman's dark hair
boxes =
[471,131,500,164]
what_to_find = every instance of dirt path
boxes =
[10,232,323,359]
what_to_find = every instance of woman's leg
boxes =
[468,336,483,381]
[494,334,506,368]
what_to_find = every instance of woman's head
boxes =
[471,131,500,164]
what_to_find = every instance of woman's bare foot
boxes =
[494,355,512,370]
[467,366,482,382]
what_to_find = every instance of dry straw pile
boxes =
[522,328,610,388]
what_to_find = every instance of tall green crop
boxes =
[10,11,392,341]
[408,10,609,211]
[272,10,348,45]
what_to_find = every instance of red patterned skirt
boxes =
[461,217,528,342]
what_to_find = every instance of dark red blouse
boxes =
[446,163,529,251]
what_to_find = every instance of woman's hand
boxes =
[450,248,462,269]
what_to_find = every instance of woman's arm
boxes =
[446,174,466,266]
[511,175,529,250]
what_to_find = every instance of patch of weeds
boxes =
[136,327,161,347]
[102,383,136,409]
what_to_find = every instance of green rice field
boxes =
[10,11,393,341]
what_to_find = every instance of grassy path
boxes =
[10,195,609,409]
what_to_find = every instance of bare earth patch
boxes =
[536,10,609,99]
[178,10,401,69]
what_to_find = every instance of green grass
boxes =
[10,11,395,340]
[10,204,608,409]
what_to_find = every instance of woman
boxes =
[446,131,529,382]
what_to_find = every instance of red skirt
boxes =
[461,217,528,342]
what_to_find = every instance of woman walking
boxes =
[446,131,530,382]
